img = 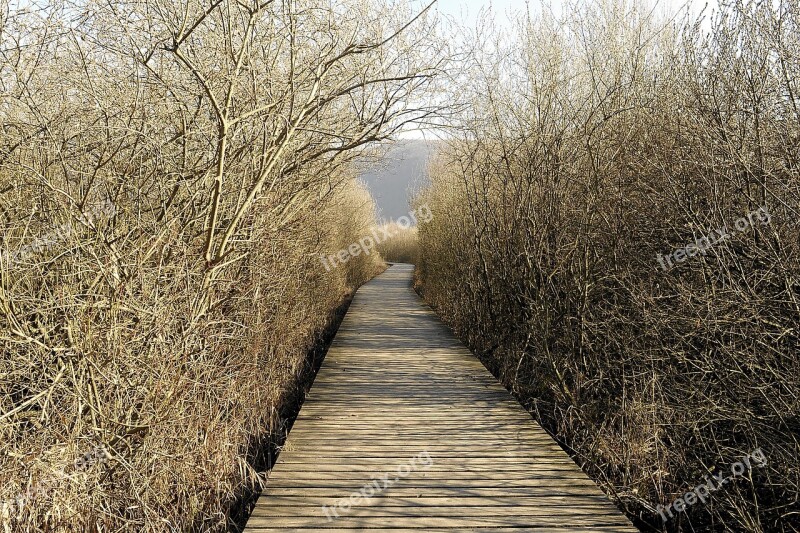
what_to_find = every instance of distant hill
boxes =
[358,140,439,221]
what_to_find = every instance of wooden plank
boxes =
[245,529,631,533]
[243,264,637,532]
[272,463,579,471]
[262,479,601,489]
[245,515,633,528]
[261,487,625,497]
[271,470,583,477]
[248,496,612,506]
[251,506,628,518]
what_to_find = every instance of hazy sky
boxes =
[431,0,720,23]
[398,0,720,140]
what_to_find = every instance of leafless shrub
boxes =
[417,1,799,531]
[0,0,441,530]
[375,222,419,264]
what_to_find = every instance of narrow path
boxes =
[243,264,637,532]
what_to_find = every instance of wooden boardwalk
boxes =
[244,264,637,532]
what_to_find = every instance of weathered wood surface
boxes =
[244,264,637,532]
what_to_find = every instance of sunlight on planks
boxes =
[243,264,638,532]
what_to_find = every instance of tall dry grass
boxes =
[416,1,799,531]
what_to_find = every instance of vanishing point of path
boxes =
[243,264,638,532]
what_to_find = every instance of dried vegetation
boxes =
[417,1,800,531]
